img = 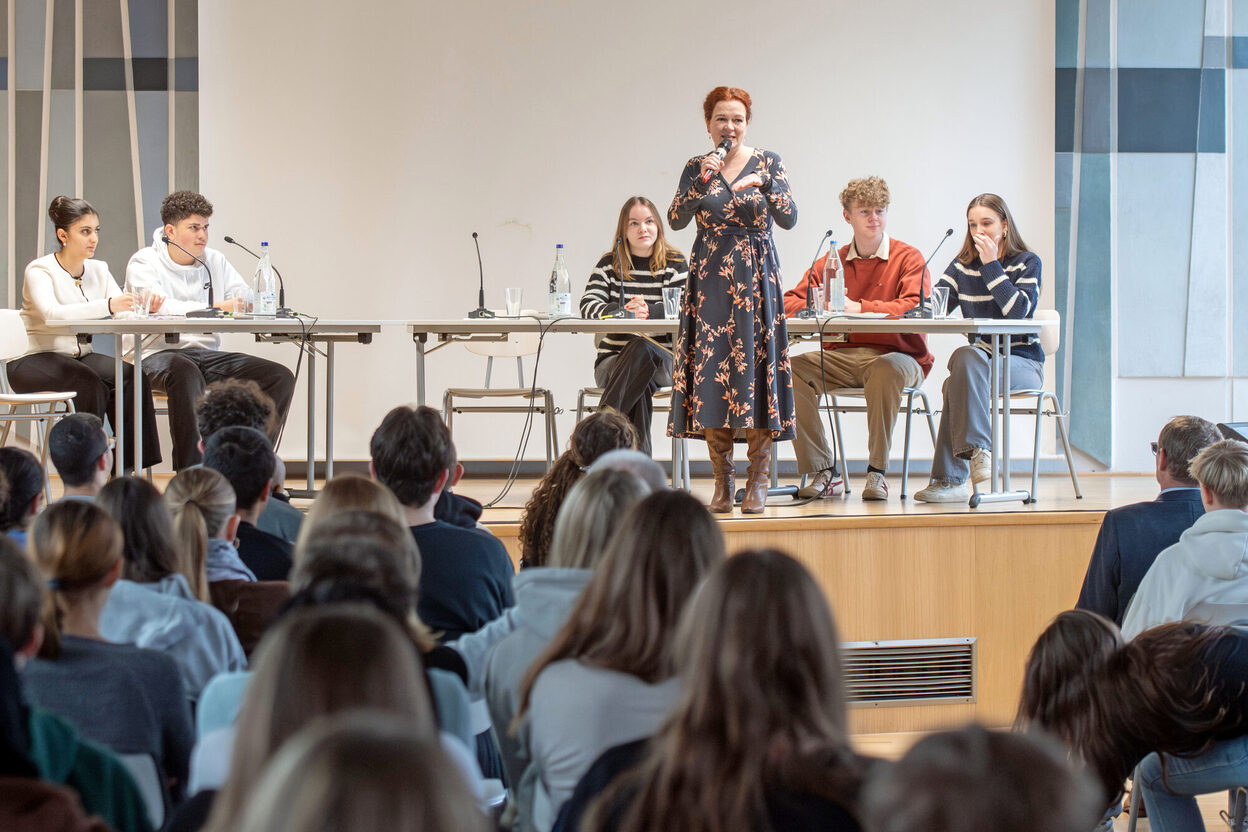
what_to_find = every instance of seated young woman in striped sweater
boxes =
[578,197,687,457]
[915,193,1043,503]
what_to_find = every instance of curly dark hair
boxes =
[160,190,213,225]
[517,409,636,568]
[195,379,276,440]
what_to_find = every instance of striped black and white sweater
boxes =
[935,250,1043,363]
[578,251,688,366]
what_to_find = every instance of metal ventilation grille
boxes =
[842,638,977,708]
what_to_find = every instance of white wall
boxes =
[198,0,1055,467]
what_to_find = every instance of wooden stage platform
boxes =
[461,471,1154,735]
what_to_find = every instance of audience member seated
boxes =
[515,490,724,831]
[369,405,514,642]
[517,409,636,568]
[1122,439,1248,638]
[562,549,869,832]
[215,712,489,832]
[96,479,245,702]
[0,537,154,832]
[18,502,193,799]
[291,472,405,554]
[0,447,44,546]
[1020,610,1248,831]
[433,441,488,531]
[194,379,301,543]
[473,469,652,799]
[177,606,483,832]
[862,724,1103,832]
[166,468,289,656]
[202,427,292,581]
[47,413,112,502]
[1077,415,1221,624]
[586,448,669,492]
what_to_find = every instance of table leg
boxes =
[114,336,125,478]
[970,334,1031,507]
[306,347,316,493]
[325,340,335,481]
[132,334,143,477]
[415,333,427,406]
[1002,341,1012,493]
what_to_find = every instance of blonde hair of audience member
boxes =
[1190,438,1248,510]
[291,509,435,651]
[862,724,1103,832]
[518,489,724,720]
[233,711,488,832]
[586,548,852,832]
[293,472,405,557]
[27,501,124,659]
[518,408,637,568]
[203,605,435,832]
[98,476,205,600]
[548,468,652,570]
[165,467,237,590]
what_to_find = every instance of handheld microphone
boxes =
[796,229,834,319]
[467,232,495,319]
[224,236,293,317]
[904,228,955,319]
[163,234,223,318]
[701,138,733,182]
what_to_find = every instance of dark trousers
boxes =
[7,351,162,470]
[594,339,673,457]
[142,347,295,470]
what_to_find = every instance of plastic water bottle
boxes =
[548,244,572,316]
[824,242,845,314]
[252,242,278,316]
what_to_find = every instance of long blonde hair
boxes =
[608,196,684,281]
[588,549,856,832]
[548,469,651,570]
[293,472,404,559]
[203,605,434,832]
[164,467,236,599]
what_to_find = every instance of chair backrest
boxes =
[465,309,542,358]
[0,310,31,362]
[1187,599,1248,629]
[1035,308,1061,356]
[119,752,167,829]
[196,670,251,737]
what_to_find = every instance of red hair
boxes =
[703,86,752,122]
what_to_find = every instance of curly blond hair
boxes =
[839,176,890,211]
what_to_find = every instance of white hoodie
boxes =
[1122,508,1248,639]
[124,228,249,352]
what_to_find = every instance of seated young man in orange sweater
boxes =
[783,177,933,500]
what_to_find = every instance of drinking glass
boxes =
[662,287,683,320]
[930,285,950,319]
[505,288,523,317]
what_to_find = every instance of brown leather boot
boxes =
[704,428,735,513]
[741,429,773,514]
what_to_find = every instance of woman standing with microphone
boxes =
[668,86,797,514]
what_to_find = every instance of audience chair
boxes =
[0,310,77,501]
[817,386,937,499]
[119,752,168,829]
[997,309,1082,502]
[443,311,560,470]
[575,385,690,489]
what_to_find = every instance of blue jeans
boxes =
[1138,734,1248,831]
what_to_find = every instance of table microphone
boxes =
[467,232,495,319]
[163,235,223,318]
[904,228,955,319]
[796,229,834,319]
[224,236,293,317]
[601,237,633,319]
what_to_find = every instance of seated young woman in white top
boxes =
[10,196,164,471]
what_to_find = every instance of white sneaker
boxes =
[969,448,992,485]
[913,480,971,503]
[862,471,889,501]
[797,468,844,499]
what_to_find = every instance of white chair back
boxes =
[1034,308,1061,356]
[0,310,31,362]
[119,752,166,829]
[465,309,541,359]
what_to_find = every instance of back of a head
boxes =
[209,605,434,832]
[369,406,453,508]
[164,467,237,600]
[1018,609,1122,734]
[47,413,107,488]
[1190,438,1248,508]
[0,536,44,655]
[97,476,182,586]
[549,468,652,570]
[195,379,276,440]
[204,426,277,512]
[863,724,1104,832]
[292,510,421,617]
[294,473,405,555]
[586,449,667,493]
[1158,415,1223,485]
[232,712,488,832]
[0,448,42,531]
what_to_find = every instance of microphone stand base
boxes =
[467,307,496,319]
[187,307,225,318]
[276,308,295,318]
[795,309,819,319]
[903,307,933,319]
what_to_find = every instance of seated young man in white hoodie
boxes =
[125,191,295,470]
[1122,438,1248,639]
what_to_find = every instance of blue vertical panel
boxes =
[1056,68,1077,152]
[1082,68,1112,153]
[1236,0,1248,36]
[1233,72,1248,376]
[174,91,197,192]
[15,0,45,90]
[45,91,75,241]
[1118,0,1205,67]
[83,92,139,278]
[1057,0,1080,68]
[128,0,167,58]
[135,92,168,240]
[1085,0,1112,67]
[1053,204,1072,404]
[1117,154,1195,377]
[1185,153,1229,376]
[1071,153,1113,464]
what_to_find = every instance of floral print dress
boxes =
[667,148,797,440]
